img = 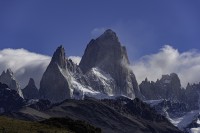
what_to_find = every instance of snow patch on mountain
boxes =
[59,65,114,100]
[190,127,200,133]
[91,67,112,81]
[170,110,199,130]
[144,99,164,106]
[88,67,115,95]
[70,77,99,99]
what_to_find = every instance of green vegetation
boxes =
[41,117,101,133]
[0,116,71,133]
[0,116,101,133]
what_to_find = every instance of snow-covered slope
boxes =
[169,110,199,130]
[60,64,117,100]
[145,98,200,133]
[144,99,164,106]
[86,67,115,95]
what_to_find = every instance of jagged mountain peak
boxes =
[170,73,178,77]
[160,73,181,87]
[161,73,179,80]
[22,78,39,99]
[144,77,149,82]
[0,69,17,83]
[140,72,184,103]
[28,78,35,86]
[39,45,72,102]
[79,29,129,73]
[6,68,13,75]
[98,29,118,41]
[104,29,115,34]
[1,68,14,77]
[40,30,141,101]
[51,45,66,69]
[0,68,23,98]
[79,29,140,99]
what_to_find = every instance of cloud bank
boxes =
[1,46,200,89]
[0,48,51,88]
[132,45,200,87]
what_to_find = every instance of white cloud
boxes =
[0,48,51,88]
[131,45,200,87]
[68,56,81,65]
[2,45,200,90]
[91,27,106,38]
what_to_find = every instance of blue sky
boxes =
[0,0,200,61]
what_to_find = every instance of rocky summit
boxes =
[39,46,72,103]
[80,29,140,98]
[0,69,23,98]
[22,78,39,99]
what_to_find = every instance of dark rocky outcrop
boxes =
[43,97,182,133]
[0,82,24,113]
[102,97,167,122]
[22,78,39,99]
[28,99,52,111]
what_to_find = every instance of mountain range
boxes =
[1,29,200,132]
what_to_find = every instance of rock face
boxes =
[140,73,185,102]
[79,29,140,98]
[39,45,93,103]
[39,46,72,103]
[0,82,24,113]
[140,73,200,110]
[0,69,23,98]
[22,78,39,99]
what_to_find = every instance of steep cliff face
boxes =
[0,69,23,98]
[79,29,140,98]
[39,46,72,103]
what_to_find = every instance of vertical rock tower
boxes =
[79,29,140,98]
[39,46,72,102]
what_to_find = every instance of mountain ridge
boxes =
[38,29,141,102]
